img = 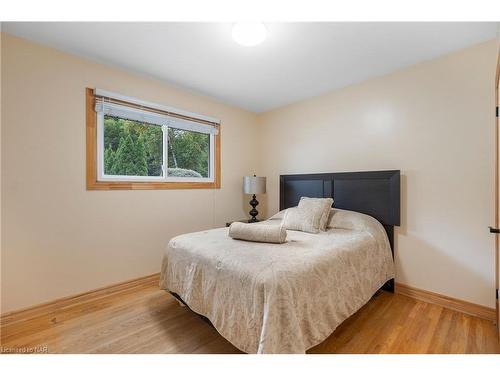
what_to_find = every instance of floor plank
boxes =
[1,282,498,354]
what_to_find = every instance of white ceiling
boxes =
[3,22,497,113]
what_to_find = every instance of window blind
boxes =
[94,97,219,136]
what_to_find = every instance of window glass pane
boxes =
[167,127,210,178]
[103,115,163,177]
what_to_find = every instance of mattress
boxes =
[159,209,394,353]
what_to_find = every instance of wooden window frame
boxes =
[86,88,221,190]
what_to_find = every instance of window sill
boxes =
[87,180,221,190]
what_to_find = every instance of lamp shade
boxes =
[243,176,266,194]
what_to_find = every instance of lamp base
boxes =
[249,194,259,222]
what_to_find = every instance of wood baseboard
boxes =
[395,282,496,322]
[2,275,495,329]
[1,273,160,326]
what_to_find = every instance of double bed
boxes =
[159,170,400,353]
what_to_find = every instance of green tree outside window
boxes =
[103,116,209,178]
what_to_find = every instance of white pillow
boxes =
[298,197,334,231]
[282,198,328,234]
[229,222,287,244]
[268,209,288,220]
[282,207,321,234]
[327,208,378,231]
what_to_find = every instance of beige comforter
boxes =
[159,209,394,353]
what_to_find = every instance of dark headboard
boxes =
[280,170,400,226]
[280,170,400,292]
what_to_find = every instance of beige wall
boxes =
[257,40,498,308]
[0,33,258,313]
[1,32,497,313]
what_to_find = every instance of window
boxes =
[86,88,220,190]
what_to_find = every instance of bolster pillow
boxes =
[228,222,287,244]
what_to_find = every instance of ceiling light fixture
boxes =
[232,22,267,47]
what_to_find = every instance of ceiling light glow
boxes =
[232,22,267,46]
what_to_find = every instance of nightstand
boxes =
[225,219,259,227]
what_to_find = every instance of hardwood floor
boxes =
[1,275,498,354]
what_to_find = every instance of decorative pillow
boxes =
[229,222,287,244]
[327,208,388,242]
[283,204,323,234]
[298,197,334,231]
[268,209,288,221]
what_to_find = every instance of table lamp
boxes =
[243,175,266,222]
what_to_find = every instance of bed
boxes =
[159,170,400,353]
